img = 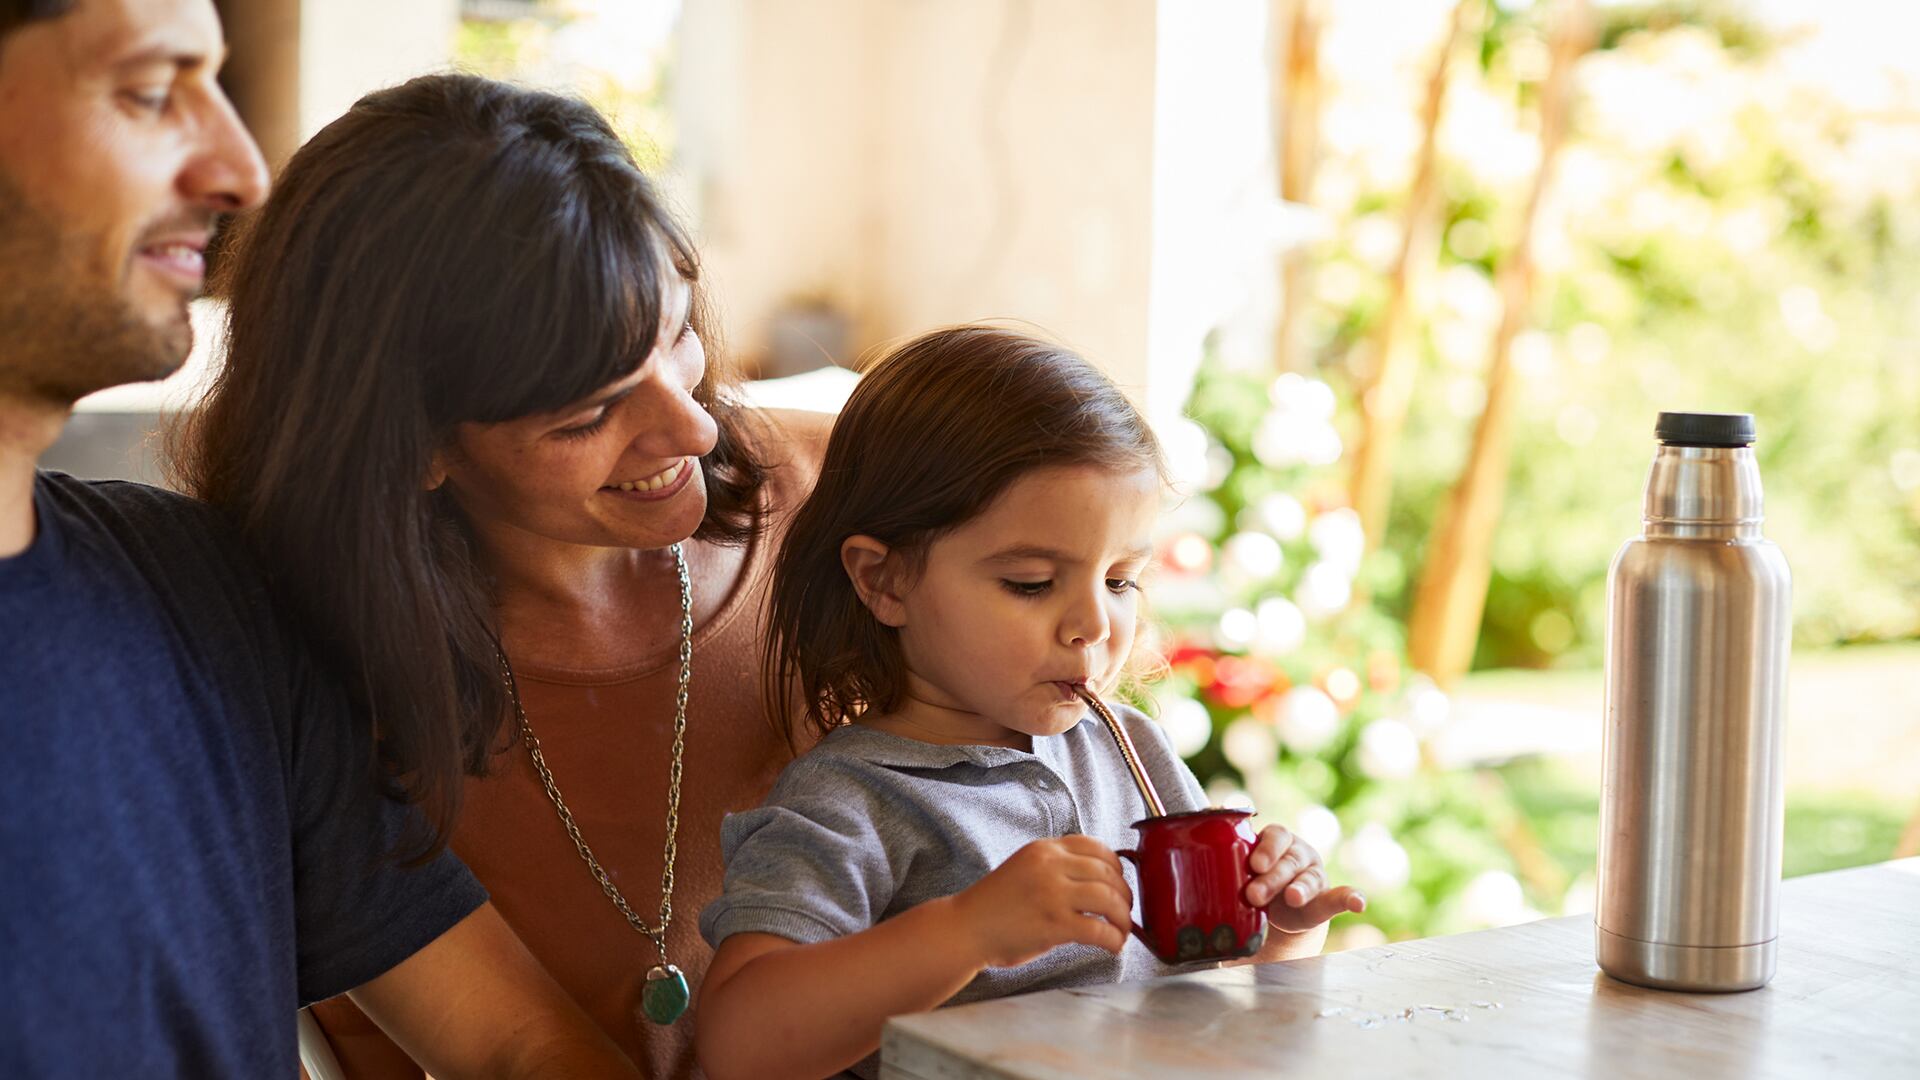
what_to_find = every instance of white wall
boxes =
[299,0,459,139]
[679,0,1163,395]
[678,0,1283,419]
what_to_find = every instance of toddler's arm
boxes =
[696,835,1132,1080]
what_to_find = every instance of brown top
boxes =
[308,409,832,1078]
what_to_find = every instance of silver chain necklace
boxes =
[497,541,693,1027]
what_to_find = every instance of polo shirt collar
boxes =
[826,715,1094,770]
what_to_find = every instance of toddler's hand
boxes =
[1244,824,1366,934]
[950,835,1134,969]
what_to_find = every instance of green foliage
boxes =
[1157,360,1546,944]
[1314,2,1920,669]
[1163,0,1917,947]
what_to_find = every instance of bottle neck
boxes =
[1642,445,1764,539]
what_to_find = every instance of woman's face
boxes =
[437,274,718,554]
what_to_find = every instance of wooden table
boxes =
[882,859,1920,1079]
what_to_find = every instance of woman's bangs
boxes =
[470,218,672,425]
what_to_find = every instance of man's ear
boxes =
[841,535,909,628]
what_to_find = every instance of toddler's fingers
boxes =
[1248,826,1293,874]
[1063,852,1131,897]
[1056,834,1116,858]
[1065,882,1134,941]
[1069,912,1131,955]
[1281,866,1327,909]
[1278,885,1365,931]
[1247,836,1319,907]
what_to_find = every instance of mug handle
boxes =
[1115,849,1151,949]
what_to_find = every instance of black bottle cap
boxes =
[1655,411,1756,448]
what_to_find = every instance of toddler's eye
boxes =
[1000,579,1051,598]
[1106,578,1141,594]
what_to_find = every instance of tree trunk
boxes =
[1346,0,1474,553]
[1271,0,1323,374]
[1407,0,1592,685]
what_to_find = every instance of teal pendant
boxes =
[639,964,690,1025]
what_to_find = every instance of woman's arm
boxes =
[696,835,1134,1080]
[349,903,638,1077]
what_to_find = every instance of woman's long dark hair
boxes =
[764,326,1165,749]
[171,73,766,858]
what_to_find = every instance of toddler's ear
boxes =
[841,535,909,627]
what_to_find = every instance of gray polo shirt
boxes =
[700,703,1209,1071]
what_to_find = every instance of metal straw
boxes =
[1074,685,1167,819]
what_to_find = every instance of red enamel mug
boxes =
[1118,807,1267,964]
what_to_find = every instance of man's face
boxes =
[0,0,267,405]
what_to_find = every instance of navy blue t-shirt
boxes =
[0,472,487,1076]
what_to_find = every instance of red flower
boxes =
[1207,656,1279,709]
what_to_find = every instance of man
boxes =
[0,1,638,1074]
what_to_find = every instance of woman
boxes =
[173,74,829,1076]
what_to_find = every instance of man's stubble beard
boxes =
[0,174,193,408]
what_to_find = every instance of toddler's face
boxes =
[889,463,1159,746]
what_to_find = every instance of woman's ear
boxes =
[841,535,909,628]
[424,450,450,492]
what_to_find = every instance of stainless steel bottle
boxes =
[1595,411,1791,992]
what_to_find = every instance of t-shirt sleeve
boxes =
[286,647,487,1006]
[1118,703,1211,816]
[699,760,897,949]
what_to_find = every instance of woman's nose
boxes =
[630,371,717,458]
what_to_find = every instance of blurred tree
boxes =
[1270,0,1325,375]
[1408,0,1593,684]
[1347,0,1474,558]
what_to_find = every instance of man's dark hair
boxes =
[0,0,75,43]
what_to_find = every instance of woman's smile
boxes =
[601,457,696,501]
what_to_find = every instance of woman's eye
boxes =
[1107,578,1141,594]
[1001,579,1051,598]
[554,411,611,441]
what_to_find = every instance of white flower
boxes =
[1400,675,1452,734]
[1269,372,1338,420]
[1253,492,1307,541]
[1274,685,1340,754]
[1460,870,1527,927]
[1159,418,1214,494]
[1223,718,1280,773]
[1293,803,1342,855]
[1206,780,1256,811]
[1215,608,1259,649]
[1341,824,1411,893]
[1303,423,1344,467]
[1323,666,1362,704]
[1357,718,1421,781]
[1159,696,1214,758]
[1294,561,1353,620]
[1254,597,1307,657]
[1308,507,1366,575]
[1221,531,1285,581]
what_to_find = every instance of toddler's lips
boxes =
[1049,679,1091,701]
